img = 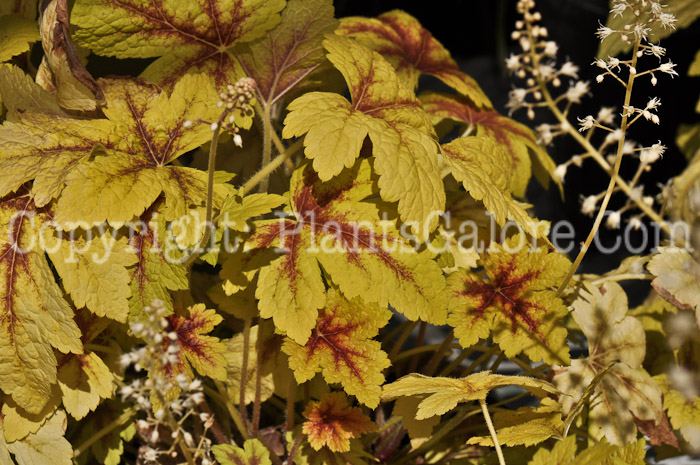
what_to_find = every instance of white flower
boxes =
[505,54,520,71]
[605,211,621,229]
[646,97,661,109]
[538,64,556,79]
[596,25,614,40]
[553,164,568,183]
[649,44,666,57]
[629,218,642,230]
[607,56,620,69]
[578,115,595,132]
[581,195,598,215]
[659,61,678,77]
[597,107,615,125]
[182,120,193,128]
[210,122,219,131]
[604,128,623,145]
[640,142,665,164]
[543,41,558,57]
[565,81,589,103]
[536,124,554,144]
[659,12,677,29]
[559,62,578,77]
[594,58,607,69]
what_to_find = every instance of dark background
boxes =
[336,0,700,279]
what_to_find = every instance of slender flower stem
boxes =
[286,434,305,465]
[556,40,641,295]
[480,399,506,465]
[73,406,137,458]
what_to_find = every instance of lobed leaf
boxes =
[246,160,447,345]
[283,289,391,408]
[5,410,73,465]
[422,91,557,197]
[648,247,700,329]
[236,0,338,104]
[447,236,571,365]
[71,0,285,89]
[283,35,445,240]
[0,192,82,414]
[382,371,559,421]
[302,392,376,453]
[338,10,491,108]
[213,439,272,465]
[554,282,667,446]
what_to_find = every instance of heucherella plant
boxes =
[0,0,698,464]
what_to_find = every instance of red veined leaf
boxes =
[71,0,286,89]
[235,0,338,105]
[421,91,557,197]
[244,159,447,345]
[302,392,376,453]
[282,289,391,408]
[447,235,571,365]
[338,10,491,108]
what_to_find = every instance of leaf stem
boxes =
[252,327,263,438]
[425,330,455,376]
[213,380,250,441]
[286,377,297,432]
[479,399,506,465]
[73,406,137,458]
[259,103,273,193]
[239,318,252,436]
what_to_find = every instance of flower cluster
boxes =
[119,300,216,464]
[507,0,677,231]
[184,76,257,147]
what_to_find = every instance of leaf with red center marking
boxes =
[235,0,338,105]
[0,190,82,415]
[283,289,391,408]
[0,69,229,226]
[382,371,559,421]
[338,10,491,108]
[71,0,285,90]
[244,159,447,345]
[54,74,231,228]
[447,235,571,365]
[554,282,669,446]
[213,438,272,465]
[421,91,557,197]
[160,303,227,382]
[302,392,376,453]
[282,34,445,240]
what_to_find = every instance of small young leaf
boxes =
[213,439,272,465]
[302,392,376,453]
[162,303,227,382]
[283,289,391,408]
[339,10,491,108]
[447,236,571,364]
